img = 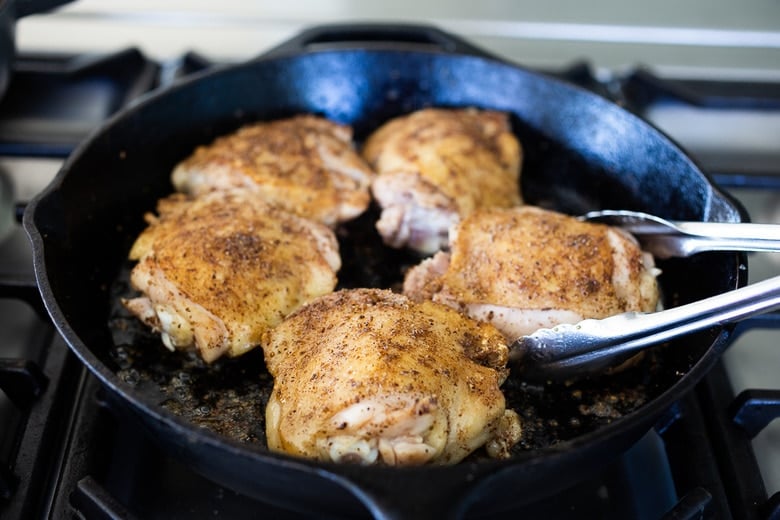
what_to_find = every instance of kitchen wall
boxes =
[16,0,780,78]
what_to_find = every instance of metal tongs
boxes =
[510,210,780,381]
[581,209,780,258]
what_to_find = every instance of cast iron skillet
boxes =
[24,24,748,519]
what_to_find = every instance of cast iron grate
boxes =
[0,48,159,158]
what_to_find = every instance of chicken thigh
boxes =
[171,115,375,227]
[263,288,522,466]
[122,189,341,363]
[362,108,523,255]
[403,206,660,341]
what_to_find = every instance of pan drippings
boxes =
[108,206,684,458]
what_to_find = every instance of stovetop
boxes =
[1,47,779,519]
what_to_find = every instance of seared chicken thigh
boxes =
[122,190,340,363]
[404,206,660,341]
[171,115,375,227]
[263,288,521,466]
[363,108,523,255]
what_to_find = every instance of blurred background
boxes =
[17,0,780,78]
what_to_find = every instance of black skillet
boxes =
[24,24,748,519]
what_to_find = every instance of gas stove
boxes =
[0,42,779,519]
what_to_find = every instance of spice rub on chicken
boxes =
[171,115,375,227]
[362,107,523,255]
[122,189,341,363]
[403,206,660,342]
[263,288,522,466]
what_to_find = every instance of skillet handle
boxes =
[261,23,494,60]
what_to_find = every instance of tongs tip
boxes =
[508,315,652,382]
[508,323,587,382]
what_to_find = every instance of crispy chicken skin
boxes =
[404,206,660,341]
[122,190,341,363]
[171,115,375,227]
[263,288,522,466]
[362,108,523,255]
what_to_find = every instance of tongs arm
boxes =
[639,222,780,258]
[511,275,780,381]
[640,234,780,258]
[581,210,780,258]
